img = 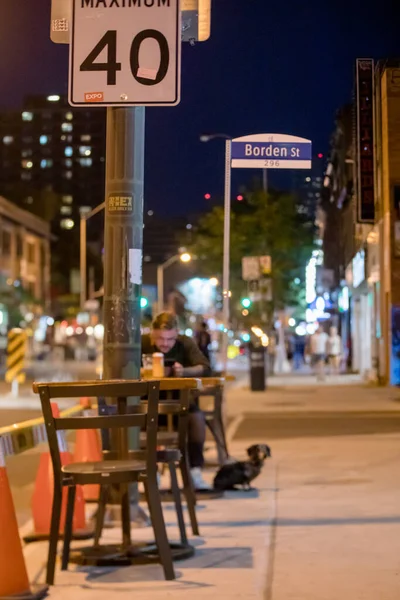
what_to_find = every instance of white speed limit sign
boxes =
[69,0,181,106]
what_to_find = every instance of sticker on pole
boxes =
[69,0,181,107]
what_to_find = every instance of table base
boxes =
[23,528,94,545]
[69,541,195,567]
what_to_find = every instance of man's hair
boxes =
[152,312,178,331]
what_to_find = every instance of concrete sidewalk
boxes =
[23,441,275,600]
[267,433,400,600]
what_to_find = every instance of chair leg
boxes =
[144,475,175,581]
[180,456,199,536]
[61,485,76,571]
[168,462,188,545]
[94,486,108,547]
[46,482,63,585]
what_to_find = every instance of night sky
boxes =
[0,0,398,216]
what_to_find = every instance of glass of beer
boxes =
[142,354,153,378]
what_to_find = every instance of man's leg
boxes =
[188,404,209,490]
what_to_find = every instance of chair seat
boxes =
[62,459,145,476]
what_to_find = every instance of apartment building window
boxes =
[27,242,35,264]
[2,230,11,256]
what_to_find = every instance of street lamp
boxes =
[157,251,192,314]
[200,133,232,374]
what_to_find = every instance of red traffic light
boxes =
[318,153,323,158]
[237,195,244,201]
[204,193,211,200]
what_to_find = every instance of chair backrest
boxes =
[35,380,160,477]
[98,387,192,455]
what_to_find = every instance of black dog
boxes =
[213,444,271,491]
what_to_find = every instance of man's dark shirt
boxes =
[141,334,211,376]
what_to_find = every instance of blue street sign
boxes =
[231,133,312,169]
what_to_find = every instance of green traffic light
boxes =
[241,298,251,308]
[140,297,148,309]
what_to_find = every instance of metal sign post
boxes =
[67,0,182,527]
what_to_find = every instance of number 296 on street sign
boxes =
[69,0,181,107]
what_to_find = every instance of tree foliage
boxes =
[188,187,314,323]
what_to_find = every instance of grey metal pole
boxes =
[221,139,232,374]
[80,214,87,310]
[103,106,145,382]
[262,169,268,193]
[102,106,146,524]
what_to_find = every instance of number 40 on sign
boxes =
[69,0,181,106]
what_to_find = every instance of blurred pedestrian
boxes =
[310,325,328,381]
[293,334,306,370]
[328,326,342,375]
[195,321,211,362]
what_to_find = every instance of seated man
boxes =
[141,312,211,491]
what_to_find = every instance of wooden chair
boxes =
[34,380,175,585]
[98,387,199,544]
[197,378,229,465]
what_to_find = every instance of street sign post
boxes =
[231,133,312,170]
[69,0,181,107]
[182,0,211,43]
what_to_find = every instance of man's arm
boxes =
[181,336,211,377]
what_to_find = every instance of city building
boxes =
[0,94,106,296]
[0,94,106,231]
[0,194,51,304]
[319,59,400,384]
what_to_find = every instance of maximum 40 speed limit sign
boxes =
[69,0,181,107]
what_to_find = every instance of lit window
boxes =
[79,158,92,167]
[79,146,91,156]
[147,210,154,216]
[22,149,32,157]
[47,95,60,102]
[305,177,311,182]
[40,159,53,168]
[61,122,73,132]
[186,224,192,230]
[61,135,66,141]
[3,136,13,145]
[65,159,73,167]
[21,160,33,169]
[81,134,91,142]
[62,195,73,205]
[26,196,34,204]
[144,256,152,262]
[60,206,72,215]
[39,135,48,145]
[65,112,73,120]
[63,171,73,179]
[22,111,33,121]
[64,146,73,157]
[60,218,74,230]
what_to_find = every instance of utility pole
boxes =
[103,106,144,383]
[102,106,145,521]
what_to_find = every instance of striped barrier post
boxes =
[5,328,27,397]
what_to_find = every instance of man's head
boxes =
[151,312,179,354]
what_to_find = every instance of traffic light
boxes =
[140,297,149,309]
[241,297,251,309]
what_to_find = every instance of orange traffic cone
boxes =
[74,398,102,502]
[24,403,92,544]
[0,439,47,600]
